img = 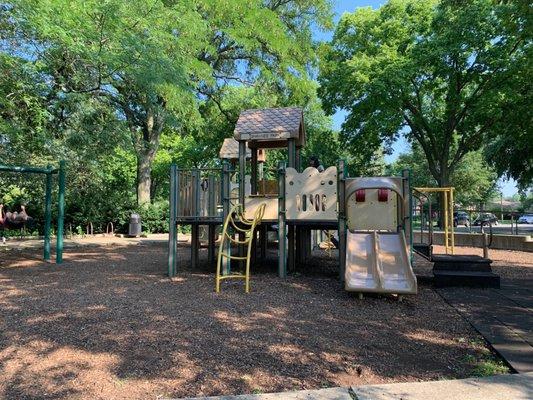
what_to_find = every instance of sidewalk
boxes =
[438,283,533,373]
[180,373,532,400]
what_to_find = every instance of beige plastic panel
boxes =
[346,188,397,231]
[245,196,278,221]
[285,166,338,220]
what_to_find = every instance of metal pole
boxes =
[56,161,66,264]
[287,139,296,169]
[402,169,413,262]
[278,161,287,278]
[168,164,177,277]
[207,174,216,265]
[238,141,246,207]
[43,167,53,262]
[251,147,258,195]
[483,233,489,259]
[222,160,231,275]
[338,159,346,282]
[0,165,59,174]
[450,188,455,255]
[191,169,200,269]
[443,190,449,254]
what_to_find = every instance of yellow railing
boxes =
[414,187,455,254]
[215,203,266,293]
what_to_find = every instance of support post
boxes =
[56,160,65,264]
[251,147,258,195]
[222,160,231,275]
[287,139,296,169]
[168,164,178,277]
[238,141,247,266]
[402,169,412,262]
[440,191,448,254]
[191,224,199,269]
[338,159,347,282]
[191,169,200,269]
[208,225,216,265]
[207,174,216,266]
[238,140,246,207]
[259,224,267,263]
[288,224,295,272]
[43,167,53,262]
[449,188,455,255]
[278,161,287,278]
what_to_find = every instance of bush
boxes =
[115,201,169,234]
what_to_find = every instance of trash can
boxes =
[128,213,142,237]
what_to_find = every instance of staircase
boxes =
[432,254,500,288]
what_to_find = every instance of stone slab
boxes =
[180,387,353,400]
[438,287,533,373]
[352,372,533,400]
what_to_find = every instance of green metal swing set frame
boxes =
[0,160,66,263]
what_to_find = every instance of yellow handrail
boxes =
[413,186,455,254]
[215,203,266,293]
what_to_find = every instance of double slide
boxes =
[345,230,417,295]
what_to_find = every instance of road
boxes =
[415,223,533,236]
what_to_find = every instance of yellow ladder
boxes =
[216,203,266,293]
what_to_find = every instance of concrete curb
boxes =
[179,373,533,400]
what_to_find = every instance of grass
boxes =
[471,359,509,377]
[461,343,510,378]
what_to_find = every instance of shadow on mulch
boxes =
[0,241,500,399]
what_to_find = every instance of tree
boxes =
[6,0,333,204]
[318,0,530,190]
[390,145,498,207]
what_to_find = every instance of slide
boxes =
[345,231,417,295]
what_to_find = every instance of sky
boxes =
[312,1,518,197]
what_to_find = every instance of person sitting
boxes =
[309,155,324,172]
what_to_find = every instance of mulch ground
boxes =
[0,240,519,399]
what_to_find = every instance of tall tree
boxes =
[6,0,333,204]
[318,0,530,189]
[390,145,498,207]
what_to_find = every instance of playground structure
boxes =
[168,107,417,296]
[0,161,66,263]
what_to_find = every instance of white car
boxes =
[517,214,533,224]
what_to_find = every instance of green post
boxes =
[168,164,177,277]
[222,160,231,275]
[402,169,413,263]
[43,167,53,261]
[278,161,287,278]
[338,159,347,282]
[56,161,66,264]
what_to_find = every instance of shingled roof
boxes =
[234,107,305,147]
[219,138,251,160]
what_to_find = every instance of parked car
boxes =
[473,213,498,226]
[453,211,470,227]
[517,214,533,224]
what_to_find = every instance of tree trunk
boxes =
[130,106,165,206]
[436,167,451,229]
[137,151,153,205]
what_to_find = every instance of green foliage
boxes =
[319,0,531,188]
[1,185,29,206]
[391,145,498,207]
[4,0,333,204]
[518,190,533,213]
[1,0,334,229]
